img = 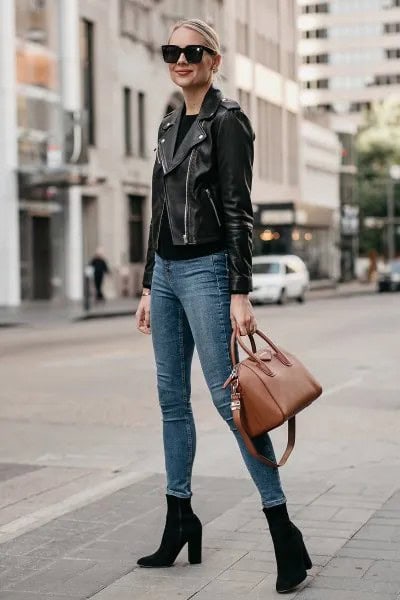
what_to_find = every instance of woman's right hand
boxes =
[135,292,151,334]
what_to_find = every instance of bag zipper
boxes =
[205,189,221,227]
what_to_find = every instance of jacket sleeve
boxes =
[142,218,155,289]
[216,109,254,293]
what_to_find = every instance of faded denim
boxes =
[150,250,286,508]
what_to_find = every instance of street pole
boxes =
[0,0,20,307]
[387,178,395,261]
[59,0,83,302]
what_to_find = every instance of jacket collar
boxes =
[158,86,223,175]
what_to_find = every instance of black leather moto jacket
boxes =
[142,85,255,293]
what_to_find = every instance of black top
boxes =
[156,111,225,261]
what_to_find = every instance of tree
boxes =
[356,99,400,257]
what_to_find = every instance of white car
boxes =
[250,255,310,305]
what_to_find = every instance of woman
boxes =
[135,18,312,594]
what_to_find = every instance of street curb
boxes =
[74,288,377,320]
[0,288,378,327]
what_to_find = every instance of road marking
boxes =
[0,469,152,543]
[39,351,133,368]
[322,375,364,398]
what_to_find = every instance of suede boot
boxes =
[263,503,312,593]
[137,494,202,567]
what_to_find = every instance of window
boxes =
[253,262,281,274]
[302,28,327,39]
[303,79,329,89]
[384,22,400,34]
[386,48,400,59]
[257,99,283,183]
[123,87,132,156]
[302,3,329,14]
[128,195,144,263]
[138,91,146,158]
[120,0,152,45]
[80,19,96,146]
[287,111,298,186]
[236,20,249,55]
[16,0,50,45]
[238,89,251,117]
[303,54,329,64]
[375,73,400,85]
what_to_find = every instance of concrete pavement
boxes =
[0,293,399,598]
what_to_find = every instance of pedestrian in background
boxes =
[135,18,312,594]
[90,247,109,302]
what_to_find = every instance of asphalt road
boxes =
[1,292,399,485]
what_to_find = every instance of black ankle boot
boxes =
[263,503,312,593]
[137,494,202,568]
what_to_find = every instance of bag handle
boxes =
[232,403,296,468]
[232,329,292,368]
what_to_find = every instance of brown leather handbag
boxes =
[223,329,322,468]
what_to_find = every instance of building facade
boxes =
[296,0,395,279]
[1,0,337,307]
[300,120,341,280]
[298,0,400,127]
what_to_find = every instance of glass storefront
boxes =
[16,0,65,301]
[252,203,337,280]
[16,0,62,170]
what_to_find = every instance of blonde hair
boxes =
[168,18,221,55]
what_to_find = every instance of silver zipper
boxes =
[158,140,167,172]
[184,148,196,244]
[205,189,221,227]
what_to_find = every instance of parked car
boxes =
[250,255,310,305]
[377,259,400,292]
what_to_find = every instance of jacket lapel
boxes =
[158,86,223,176]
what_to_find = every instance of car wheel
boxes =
[277,288,287,305]
[297,288,306,303]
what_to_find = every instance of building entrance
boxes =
[32,216,52,299]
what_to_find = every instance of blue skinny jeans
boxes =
[150,250,286,508]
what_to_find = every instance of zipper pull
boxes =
[183,234,188,244]
[222,366,238,389]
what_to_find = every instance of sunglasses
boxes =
[161,44,217,64]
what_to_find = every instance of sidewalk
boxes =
[0,472,398,599]
[0,280,376,329]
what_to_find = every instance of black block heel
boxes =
[188,529,202,564]
[302,542,312,570]
[137,495,203,568]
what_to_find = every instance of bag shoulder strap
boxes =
[232,402,296,468]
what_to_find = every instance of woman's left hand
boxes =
[230,294,257,336]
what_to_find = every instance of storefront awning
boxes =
[18,168,106,192]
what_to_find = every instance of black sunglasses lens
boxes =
[184,46,203,63]
[162,46,180,63]
[162,45,204,64]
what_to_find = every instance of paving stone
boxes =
[364,561,400,582]
[5,558,95,593]
[304,535,348,556]
[294,587,396,600]
[338,546,400,561]
[248,573,301,599]
[331,507,375,523]
[230,556,275,574]
[0,594,81,600]
[295,505,340,521]
[319,557,375,578]
[310,575,400,594]
[216,568,266,585]
[353,523,400,542]
[198,577,259,595]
